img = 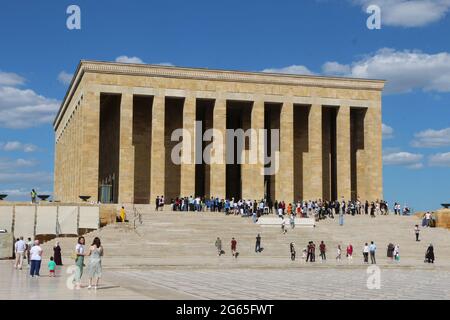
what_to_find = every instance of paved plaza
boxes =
[2,210,450,300]
[1,262,450,300]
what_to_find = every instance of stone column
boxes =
[118,93,135,204]
[180,96,196,197]
[275,102,294,202]
[209,99,226,199]
[336,105,351,201]
[81,91,100,202]
[303,105,323,201]
[365,100,383,201]
[150,95,166,203]
[242,100,265,200]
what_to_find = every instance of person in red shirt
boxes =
[231,238,237,258]
[346,243,353,263]
[319,241,326,262]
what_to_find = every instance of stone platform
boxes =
[1,210,450,299]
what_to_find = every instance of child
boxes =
[301,247,307,262]
[48,256,56,277]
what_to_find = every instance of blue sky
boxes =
[0,0,449,210]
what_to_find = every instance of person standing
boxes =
[336,245,342,262]
[290,242,296,261]
[119,206,126,222]
[14,236,26,270]
[160,196,165,211]
[425,244,434,263]
[363,243,369,263]
[85,237,104,290]
[281,220,287,234]
[394,245,400,262]
[369,241,377,264]
[346,243,353,263]
[255,234,261,253]
[30,189,37,204]
[215,237,222,256]
[415,225,420,241]
[155,196,160,211]
[48,257,56,277]
[29,240,43,277]
[319,241,326,262]
[231,237,237,258]
[26,237,33,266]
[53,241,63,266]
[74,237,86,289]
[306,242,313,262]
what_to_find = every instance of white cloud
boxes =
[0,71,25,86]
[115,56,144,64]
[58,71,73,85]
[411,127,450,148]
[262,65,314,75]
[157,62,174,67]
[321,62,351,76]
[352,0,450,27]
[383,150,424,168]
[382,123,394,139]
[265,48,450,94]
[0,171,52,184]
[322,48,450,94]
[406,163,424,170]
[428,152,450,167]
[114,56,174,67]
[0,86,59,129]
[0,188,53,201]
[0,141,38,152]
[0,158,36,171]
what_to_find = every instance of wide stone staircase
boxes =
[41,208,450,269]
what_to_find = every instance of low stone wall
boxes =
[99,204,118,226]
[0,233,14,259]
[416,209,450,230]
[435,209,450,229]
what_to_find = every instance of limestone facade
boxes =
[54,61,384,204]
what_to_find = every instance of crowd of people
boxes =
[13,235,104,289]
[169,196,412,220]
[212,235,437,265]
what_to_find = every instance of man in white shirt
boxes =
[29,240,43,277]
[15,237,27,270]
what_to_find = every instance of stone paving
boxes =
[2,211,450,300]
[2,262,449,300]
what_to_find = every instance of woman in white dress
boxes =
[85,237,104,290]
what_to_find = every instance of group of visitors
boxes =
[170,196,409,221]
[213,231,437,265]
[421,212,436,227]
[13,234,103,289]
[14,237,63,276]
[155,196,165,211]
[294,241,377,264]
[73,236,104,290]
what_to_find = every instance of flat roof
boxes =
[54,60,386,129]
